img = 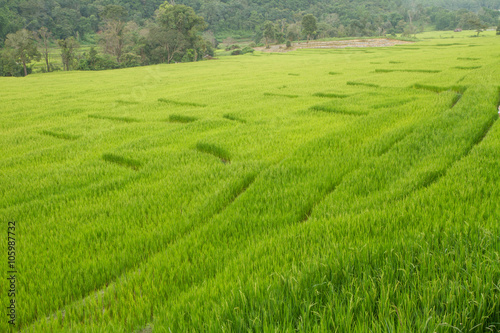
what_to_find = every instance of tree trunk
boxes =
[23,61,27,77]
[45,54,49,72]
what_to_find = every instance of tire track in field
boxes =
[26,107,418,331]
[413,96,498,192]
[23,168,262,330]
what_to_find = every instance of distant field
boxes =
[1,32,499,332]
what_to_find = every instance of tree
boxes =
[148,25,187,64]
[152,2,207,63]
[99,5,128,63]
[58,37,79,71]
[302,14,317,43]
[497,25,500,35]
[5,29,40,77]
[459,12,487,36]
[263,21,275,48]
[156,3,206,42]
[38,27,51,72]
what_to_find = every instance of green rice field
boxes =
[1,32,500,332]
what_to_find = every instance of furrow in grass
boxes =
[454,66,482,70]
[372,98,415,109]
[457,57,480,60]
[167,114,197,123]
[309,104,368,116]
[376,129,414,157]
[411,84,467,94]
[223,113,247,123]
[328,71,341,75]
[41,130,80,141]
[450,93,463,108]
[409,109,497,192]
[299,180,342,223]
[312,92,349,98]
[102,153,142,170]
[347,81,380,88]
[89,114,139,123]
[157,98,207,107]
[196,142,231,164]
[288,73,300,76]
[115,99,139,105]
[23,169,262,330]
[263,92,299,98]
[375,69,441,73]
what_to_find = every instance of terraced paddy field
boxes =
[1,33,500,332]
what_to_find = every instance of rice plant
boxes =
[1,32,499,333]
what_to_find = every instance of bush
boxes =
[241,46,254,54]
[231,49,242,55]
[286,40,292,48]
[0,50,28,76]
[121,53,141,67]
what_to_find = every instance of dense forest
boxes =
[0,0,499,76]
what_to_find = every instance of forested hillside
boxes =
[0,0,498,76]
[1,0,499,42]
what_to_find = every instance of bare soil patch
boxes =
[254,39,413,53]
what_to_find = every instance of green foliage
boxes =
[158,98,207,107]
[5,29,40,76]
[58,37,79,71]
[0,49,27,76]
[168,114,197,123]
[102,153,142,170]
[196,142,231,163]
[302,14,318,42]
[263,20,275,47]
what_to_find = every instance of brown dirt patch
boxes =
[254,39,413,53]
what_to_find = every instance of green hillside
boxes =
[1,31,499,332]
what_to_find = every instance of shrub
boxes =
[241,46,254,54]
[231,49,242,55]
[286,40,292,48]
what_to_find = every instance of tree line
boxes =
[0,0,498,76]
[0,2,215,76]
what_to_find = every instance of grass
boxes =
[454,66,482,70]
[196,142,231,163]
[102,153,142,170]
[1,31,499,333]
[223,113,247,123]
[88,114,139,123]
[41,130,80,141]
[346,81,380,88]
[263,92,299,98]
[157,98,207,107]
[374,69,441,73]
[168,114,197,123]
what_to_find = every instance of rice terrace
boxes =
[1,1,500,332]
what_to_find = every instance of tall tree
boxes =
[302,14,317,43]
[153,2,207,63]
[38,27,51,72]
[5,29,40,77]
[99,5,128,63]
[263,21,275,48]
[58,37,79,71]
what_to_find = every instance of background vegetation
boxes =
[0,0,499,76]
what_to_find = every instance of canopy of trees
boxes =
[0,0,498,76]
[0,0,498,44]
